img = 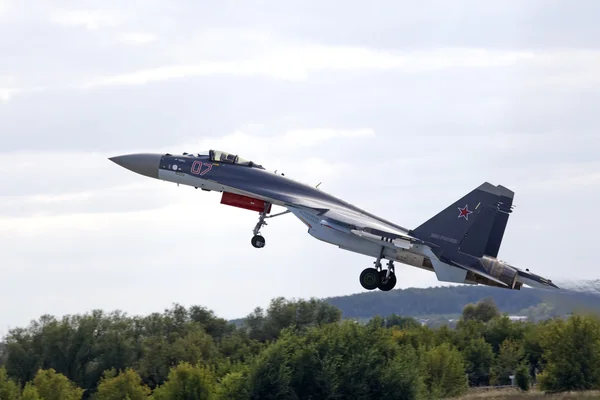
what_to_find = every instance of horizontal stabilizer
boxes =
[516,269,560,290]
[417,246,468,284]
[451,261,509,287]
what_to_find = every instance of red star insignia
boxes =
[457,205,472,220]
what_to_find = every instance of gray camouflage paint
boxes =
[110,151,559,290]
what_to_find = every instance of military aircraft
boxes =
[109,150,559,292]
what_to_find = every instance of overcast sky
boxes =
[1,0,599,334]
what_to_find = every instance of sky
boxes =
[1,0,599,334]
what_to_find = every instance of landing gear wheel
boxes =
[359,268,381,290]
[251,235,265,248]
[378,270,397,291]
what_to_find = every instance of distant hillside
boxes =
[226,282,600,327]
[322,282,600,320]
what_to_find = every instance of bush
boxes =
[515,362,531,391]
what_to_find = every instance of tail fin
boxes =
[483,185,514,258]
[410,182,509,252]
[457,204,499,258]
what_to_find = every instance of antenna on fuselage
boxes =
[316,182,322,188]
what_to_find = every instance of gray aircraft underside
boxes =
[109,149,559,292]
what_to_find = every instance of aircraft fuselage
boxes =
[109,150,559,292]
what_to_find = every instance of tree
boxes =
[151,362,216,400]
[385,314,420,330]
[21,382,41,400]
[32,368,84,400]
[136,322,220,389]
[461,298,500,323]
[515,362,531,391]
[216,371,251,400]
[490,339,524,386]
[0,367,20,400]
[483,316,527,354]
[462,337,494,386]
[247,321,424,399]
[95,368,151,400]
[245,337,296,400]
[243,298,341,342]
[538,315,600,392]
[422,343,468,398]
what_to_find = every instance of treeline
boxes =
[1,297,600,399]
[323,284,600,320]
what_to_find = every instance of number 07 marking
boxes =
[191,161,212,176]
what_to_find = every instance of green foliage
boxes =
[0,367,20,400]
[2,305,245,393]
[538,315,600,392]
[215,371,251,400]
[247,321,424,399]
[243,297,341,342]
[490,339,524,386]
[522,322,544,377]
[385,314,421,330]
[422,343,468,398]
[483,315,527,353]
[3,294,600,397]
[95,368,151,400]
[21,382,41,400]
[462,297,500,323]
[461,337,494,386]
[151,362,216,400]
[33,368,84,400]
[515,362,531,391]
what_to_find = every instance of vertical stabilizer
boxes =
[458,205,498,257]
[409,182,504,250]
[483,185,514,258]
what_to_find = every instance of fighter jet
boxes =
[109,150,559,292]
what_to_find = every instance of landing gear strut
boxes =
[359,248,397,291]
[250,205,290,248]
[378,260,397,291]
[251,212,267,248]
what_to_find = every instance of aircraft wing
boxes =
[284,200,427,249]
[236,186,426,249]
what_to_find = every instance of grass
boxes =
[455,387,600,399]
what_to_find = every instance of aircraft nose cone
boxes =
[109,153,161,179]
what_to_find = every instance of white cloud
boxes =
[0,86,45,104]
[282,128,375,147]
[49,9,123,30]
[81,47,538,87]
[120,32,156,45]
[0,1,9,16]
[0,88,12,103]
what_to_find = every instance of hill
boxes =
[227,281,600,327]
[321,281,600,321]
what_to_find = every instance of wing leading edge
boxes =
[285,201,427,250]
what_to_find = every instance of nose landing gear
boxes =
[251,212,267,248]
[250,204,290,248]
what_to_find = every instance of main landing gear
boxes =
[359,249,397,291]
[251,205,290,249]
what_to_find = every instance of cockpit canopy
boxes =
[167,150,263,169]
[209,150,263,169]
